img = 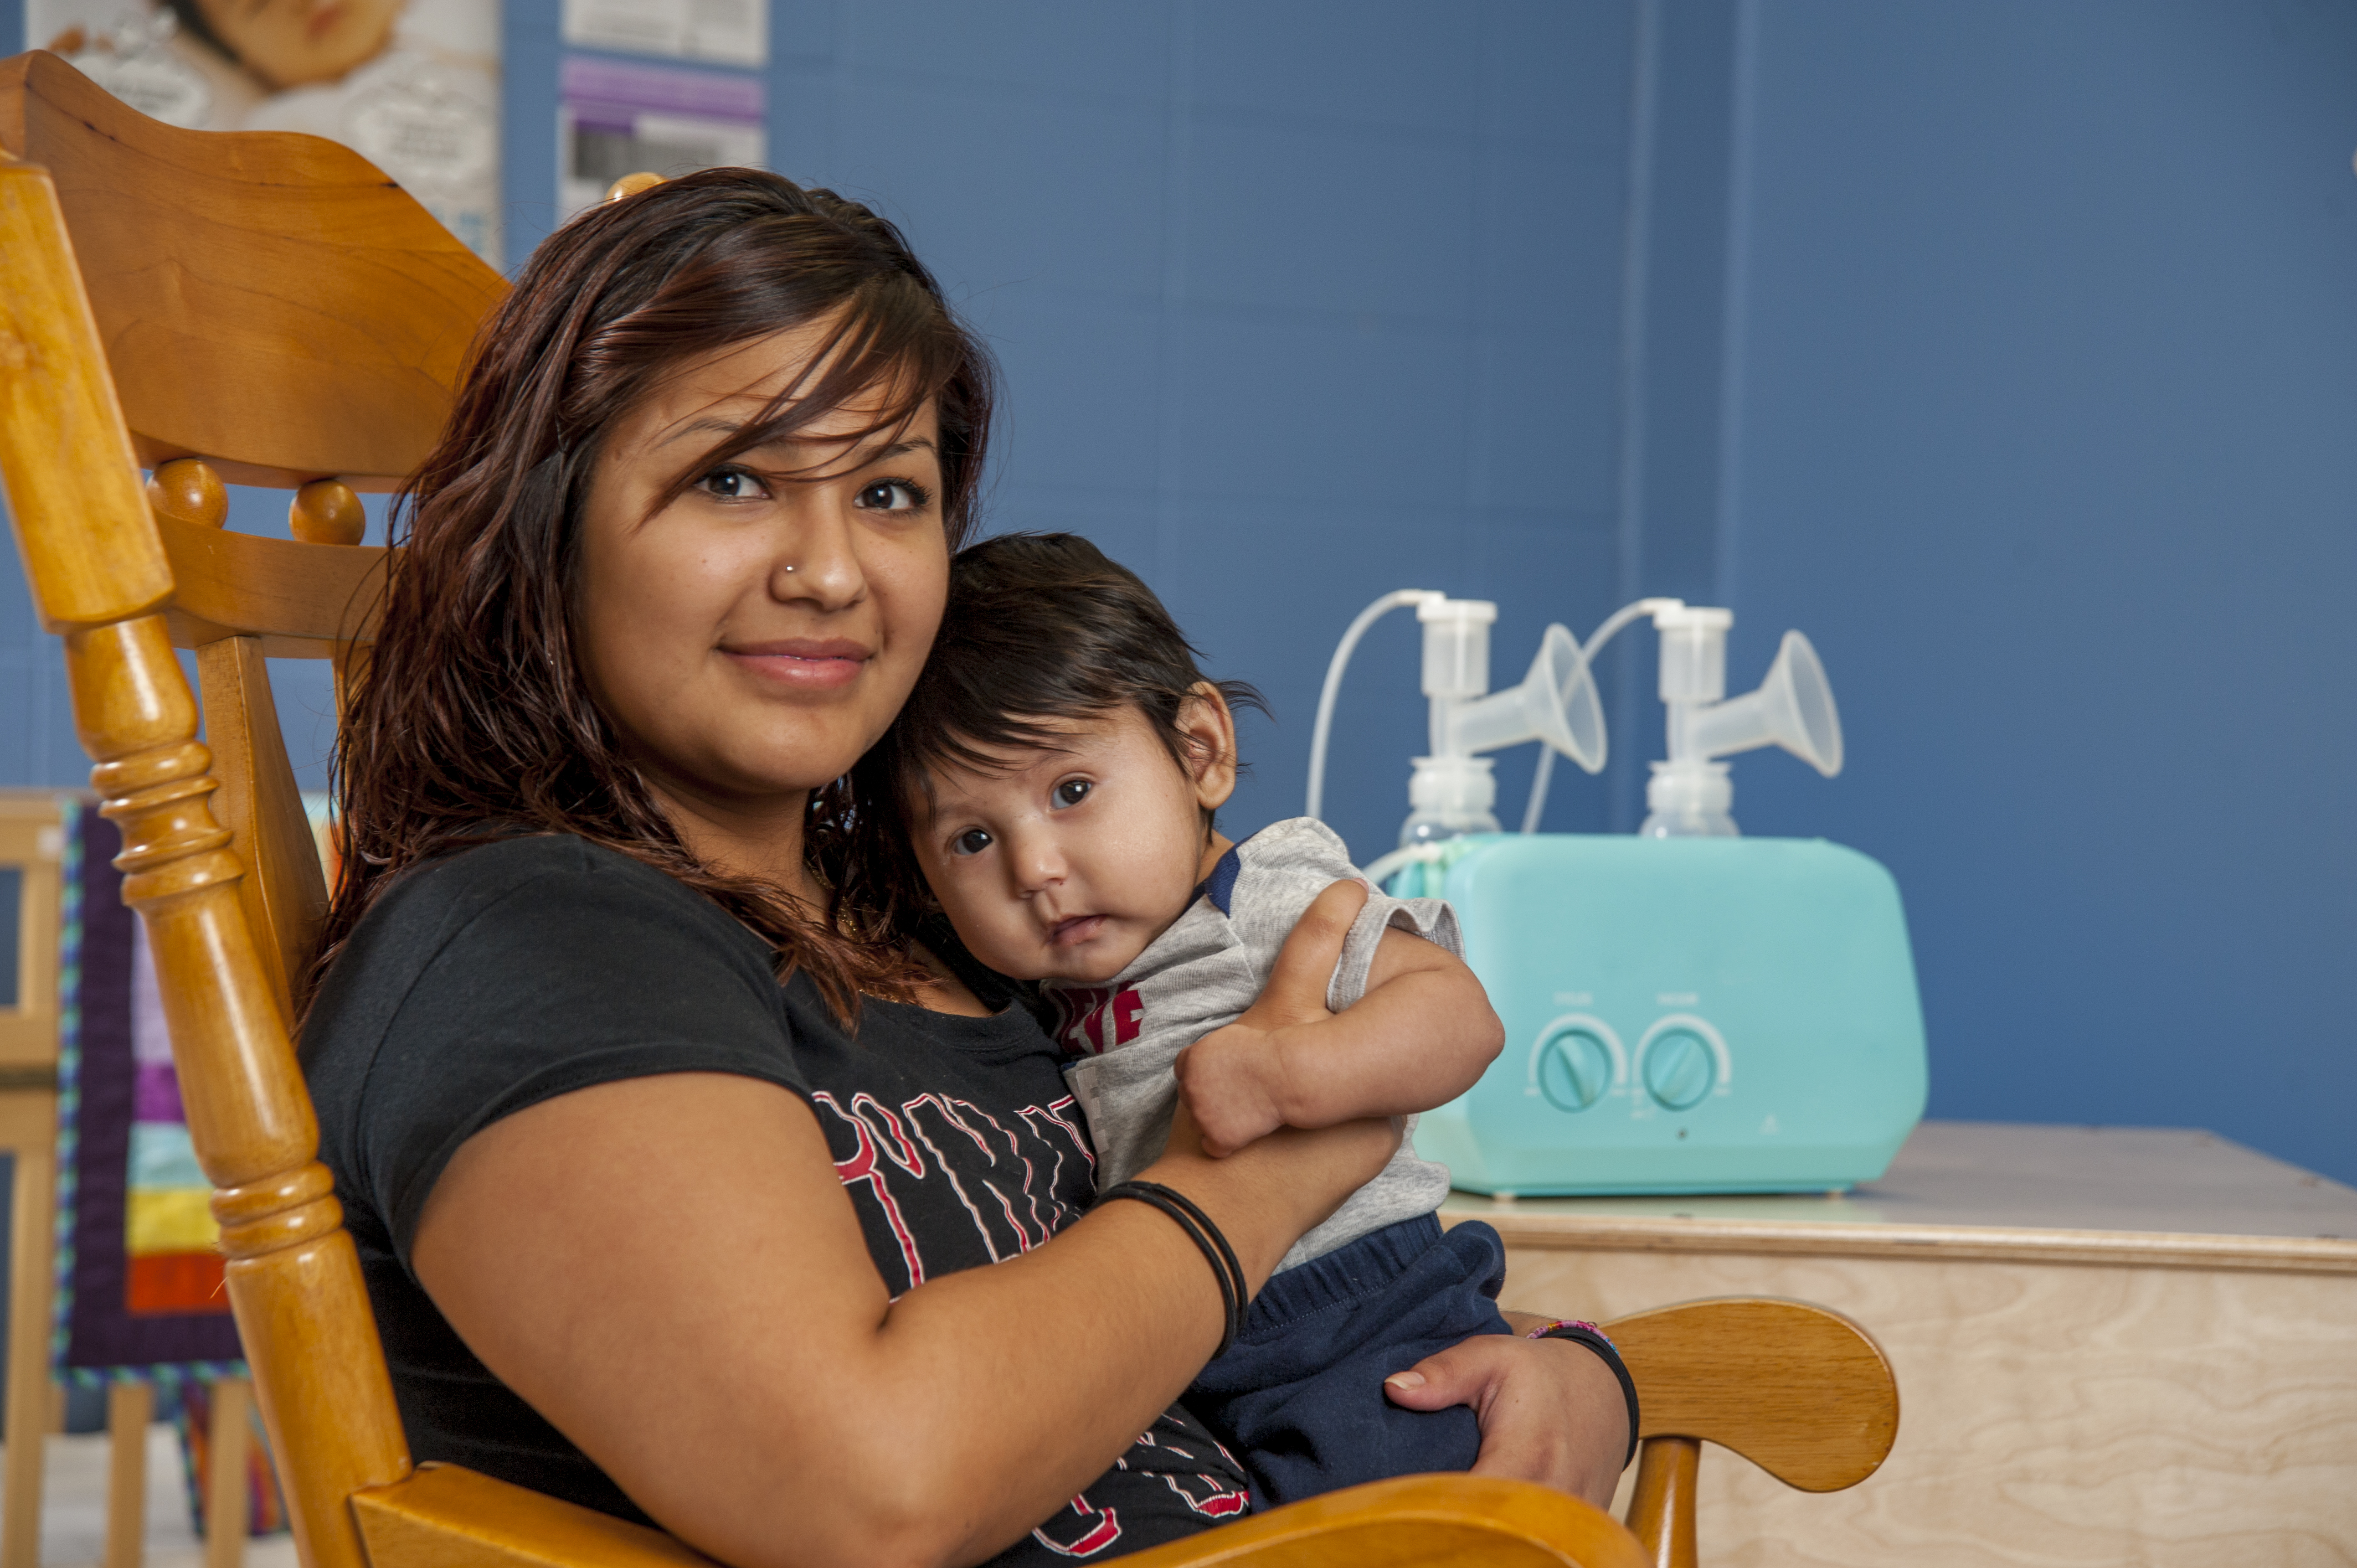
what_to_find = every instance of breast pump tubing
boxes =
[1305,592,1674,834]
[410,884,1398,1568]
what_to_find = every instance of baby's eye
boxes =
[854,479,928,513]
[696,467,767,502]
[951,827,994,857]
[1052,778,1093,809]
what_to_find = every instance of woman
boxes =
[302,167,1629,1568]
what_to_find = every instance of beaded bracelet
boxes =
[1528,1319,1641,1468]
[1097,1180,1244,1356]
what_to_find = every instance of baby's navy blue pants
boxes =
[1183,1213,1514,1509]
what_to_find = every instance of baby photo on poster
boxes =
[27,0,502,265]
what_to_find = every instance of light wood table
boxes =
[1445,1121,2357,1567]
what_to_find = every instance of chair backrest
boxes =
[0,49,504,1568]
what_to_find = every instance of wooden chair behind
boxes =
[0,50,1893,1568]
[0,793,65,1568]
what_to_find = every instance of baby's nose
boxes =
[1011,840,1067,894]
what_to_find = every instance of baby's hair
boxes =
[842,533,1265,933]
[898,532,1265,787]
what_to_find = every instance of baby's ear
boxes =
[1177,683,1239,811]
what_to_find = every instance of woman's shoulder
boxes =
[306,835,807,1254]
[351,833,753,961]
[307,834,776,1058]
[375,830,708,906]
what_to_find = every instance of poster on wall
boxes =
[557,53,764,221]
[24,0,502,266]
[562,0,768,68]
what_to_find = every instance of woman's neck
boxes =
[645,778,825,909]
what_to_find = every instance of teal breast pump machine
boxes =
[1308,594,1927,1194]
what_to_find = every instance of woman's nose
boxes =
[769,509,864,610]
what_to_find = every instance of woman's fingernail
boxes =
[1386,1371,1425,1391]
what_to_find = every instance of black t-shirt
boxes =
[302,835,1097,1524]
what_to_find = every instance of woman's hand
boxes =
[1382,1329,1632,1508]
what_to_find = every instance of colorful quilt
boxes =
[52,799,244,1374]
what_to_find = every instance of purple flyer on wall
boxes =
[558,53,766,220]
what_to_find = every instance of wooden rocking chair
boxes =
[0,49,1895,1568]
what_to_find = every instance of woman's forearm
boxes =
[415,1075,1390,1568]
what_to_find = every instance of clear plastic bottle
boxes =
[1400,755,1502,847]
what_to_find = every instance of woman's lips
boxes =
[1049,915,1107,947]
[722,639,871,691]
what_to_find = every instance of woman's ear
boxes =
[1178,682,1239,813]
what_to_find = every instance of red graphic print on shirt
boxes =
[809,1089,1094,1296]
[1052,987,1145,1055]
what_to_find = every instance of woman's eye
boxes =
[1052,779,1093,809]
[855,479,928,513]
[696,467,766,502]
[951,828,994,857]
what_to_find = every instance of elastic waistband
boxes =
[1245,1213,1475,1335]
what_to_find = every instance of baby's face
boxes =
[909,705,1226,985]
[196,0,402,90]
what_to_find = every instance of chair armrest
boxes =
[1606,1296,1900,1490]
[1116,1474,1648,1568]
[353,1467,1646,1568]
[351,1463,717,1568]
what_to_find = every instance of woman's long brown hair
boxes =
[315,167,996,1022]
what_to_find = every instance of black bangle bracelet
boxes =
[1096,1182,1242,1356]
[1540,1324,1643,1469]
[1119,1180,1247,1313]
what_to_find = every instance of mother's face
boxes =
[572,324,949,818]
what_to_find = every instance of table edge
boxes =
[1443,1210,2357,1275]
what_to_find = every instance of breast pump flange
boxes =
[1639,604,1843,838]
[1306,592,1846,876]
[1306,591,1609,886]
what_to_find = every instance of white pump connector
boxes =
[1642,605,1843,838]
[1399,597,1502,849]
[1401,599,1607,853]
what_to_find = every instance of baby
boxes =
[875,532,1521,1507]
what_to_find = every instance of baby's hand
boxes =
[1172,1024,1289,1156]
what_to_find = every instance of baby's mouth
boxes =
[1048,915,1107,948]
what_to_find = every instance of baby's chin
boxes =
[979,931,1152,987]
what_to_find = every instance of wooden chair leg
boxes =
[204,1378,251,1568]
[1625,1435,1701,1568]
[1,1136,58,1568]
[106,1379,153,1568]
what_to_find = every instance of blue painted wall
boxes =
[1716,0,2357,1183]
[722,0,1645,863]
[3,1,2353,1184]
